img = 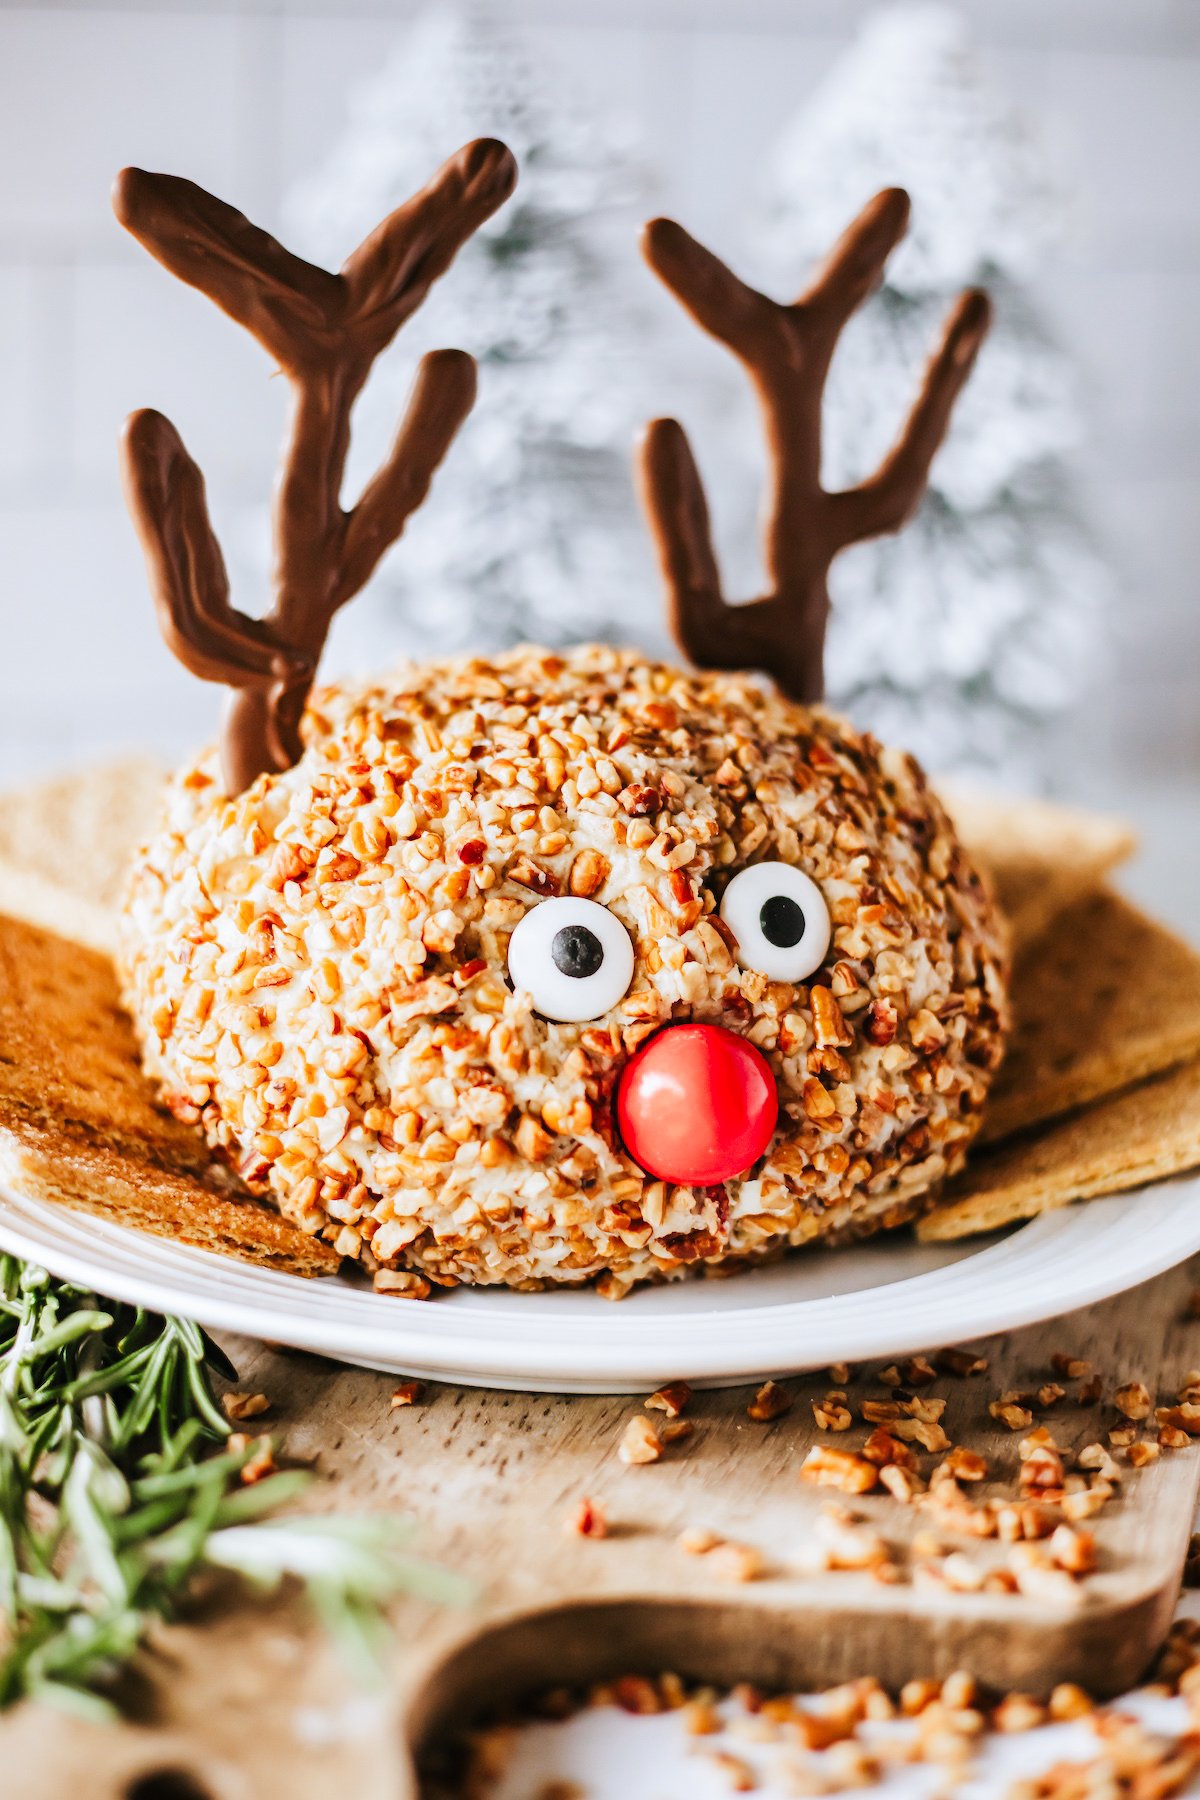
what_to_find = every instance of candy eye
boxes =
[719,862,832,983]
[507,897,635,1022]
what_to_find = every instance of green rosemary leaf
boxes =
[23,1311,115,1361]
[63,1448,129,1605]
[207,1469,314,1525]
[179,1345,233,1439]
[131,1440,254,1501]
[0,1259,463,1714]
[112,1333,176,1452]
[52,1342,156,1406]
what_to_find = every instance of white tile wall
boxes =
[1,0,1199,792]
[70,263,287,484]
[0,11,247,239]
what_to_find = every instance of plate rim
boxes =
[2,1175,1199,1391]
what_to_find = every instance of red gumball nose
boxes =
[616,1023,779,1186]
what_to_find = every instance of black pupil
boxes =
[759,894,805,948]
[552,924,605,980]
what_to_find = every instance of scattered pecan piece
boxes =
[1114,1381,1153,1420]
[812,1390,852,1432]
[618,1415,663,1465]
[878,1464,925,1504]
[645,1380,692,1418]
[748,1379,793,1422]
[800,1445,878,1494]
[1049,1523,1097,1575]
[993,1693,1049,1732]
[863,1426,918,1470]
[222,1391,270,1422]
[990,1396,1034,1431]
[935,1346,988,1378]
[566,1497,608,1539]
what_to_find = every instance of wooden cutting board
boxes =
[6,1254,1200,1800]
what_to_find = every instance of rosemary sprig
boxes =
[0,1256,467,1716]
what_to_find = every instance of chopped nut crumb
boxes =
[1156,1401,1200,1437]
[799,1444,878,1494]
[879,1463,925,1503]
[990,1395,1035,1431]
[678,1526,722,1556]
[372,1269,432,1299]
[1049,1523,1097,1575]
[812,1390,853,1432]
[618,1415,662,1465]
[1062,1482,1113,1521]
[708,1541,764,1584]
[646,1380,692,1418]
[993,1693,1048,1732]
[1048,1683,1095,1721]
[1114,1381,1153,1420]
[938,1551,987,1593]
[1127,1439,1161,1468]
[388,1380,423,1409]
[1050,1354,1094,1380]
[1020,1444,1066,1494]
[229,1431,276,1484]
[566,1496,608,1539]
[938,1445,988,1483]
[611,1674,662,1714]
[863,1425,918,1470]
[892,1416,951,1453]
[801,1507,890,1573]
[900,1678,941,1716]
[682,1698,721,1736]
[941,1671,978,1710]
[1078,1442,1122,1482]
[936,1346,988,1377]
[222,1391,270,1422]
[747,1380,793,1422]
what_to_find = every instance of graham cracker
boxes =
[982,886,1200,1144]
[941,785,1136,955]
[917,1059,1200,1242]
[0,911,338,1276]
[0,757,166,954]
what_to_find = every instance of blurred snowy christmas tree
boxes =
[751,3,1108,781]
[283,2,674,664]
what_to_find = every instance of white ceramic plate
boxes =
[2,1175,1199,1393]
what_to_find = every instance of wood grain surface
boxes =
[5,1256,1200,1799]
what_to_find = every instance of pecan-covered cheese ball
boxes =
[120,646,1008,1297]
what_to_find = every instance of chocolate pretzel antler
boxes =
[638,189,990,704]
[115,139,517,792]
